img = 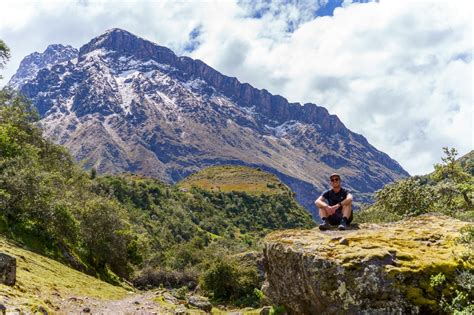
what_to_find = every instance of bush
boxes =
[200,257,260,306]
[378,177,435,217]
[80,197,135,278]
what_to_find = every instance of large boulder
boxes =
[262,215,473,314]
[0,253,16,286]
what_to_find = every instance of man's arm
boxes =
[315,195,327,208]
[340,193,353,207]
[315,195,338,215]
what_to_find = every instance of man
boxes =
[315,173,353,231]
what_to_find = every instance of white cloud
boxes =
[0,0,472,175]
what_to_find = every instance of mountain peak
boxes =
[44,43,76,54]
[78,28,175,62]
[8,43,77,89]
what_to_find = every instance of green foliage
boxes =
[440,289,473,315]
[431,147,473,214]
[0,89,140,281]
[429,273,446,289]
[432,147,470,183]
[0,39,10,78]
[175,286,188,300]
[355,177,434,223]
[200,257,260,306]
[355,148,474,224]
[253,288,265,302]
[420,270,474,314]
[270,305,287,315]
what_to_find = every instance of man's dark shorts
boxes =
[327,209,353,225]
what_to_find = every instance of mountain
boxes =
[8,44,78,90]
[9,28,409,215]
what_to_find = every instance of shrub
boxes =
[80,197,134,278]
[363,177,434,221]
[200,257,260,306]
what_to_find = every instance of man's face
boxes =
[330,176,341,189]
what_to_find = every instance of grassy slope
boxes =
[0,235,269,314]
[177,165,288,195]
[0,236,129,312]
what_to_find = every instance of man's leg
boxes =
[318,207,331,230]
[342,204,353,222]
[319,207,329,219]
[338,202,353,230]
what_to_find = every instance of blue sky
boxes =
[0,0,472,175]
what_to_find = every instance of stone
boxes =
[163,292,179,304]
[339,238,349,246]
[82,307,91,313]
[0,253,16,286]
[37,306,48,315]
[174,304,188,315]
[262,215,473,314]
[187,295,212,313]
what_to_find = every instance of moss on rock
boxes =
[262,215,473,314]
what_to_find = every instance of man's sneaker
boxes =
[338,220,348,230]
[319,220,330,231]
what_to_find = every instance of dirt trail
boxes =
[50,291,176,314]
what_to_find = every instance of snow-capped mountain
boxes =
[8,44,78,90]
[9,28,409,214]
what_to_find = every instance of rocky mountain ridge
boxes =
[9,28,409,214]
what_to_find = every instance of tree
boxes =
[431,147,473,211]
[0,39,10,79]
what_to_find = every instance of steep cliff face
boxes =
[10,28,409,215]
[263,215,473,314]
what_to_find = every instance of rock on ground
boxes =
[188,295,212,313]
[0,253,16,286]
[262,215,473,315]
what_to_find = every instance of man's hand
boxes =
[325,205,339,215]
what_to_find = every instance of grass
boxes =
[0,236,129,312]
[177,165,288,196]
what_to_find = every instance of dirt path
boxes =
[50,291,177,314]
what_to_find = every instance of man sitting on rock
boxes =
[315,173,353,231]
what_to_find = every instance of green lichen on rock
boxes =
[262,215,473,314]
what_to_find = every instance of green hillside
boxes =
[0,236,128,313]
[178,165,289,195]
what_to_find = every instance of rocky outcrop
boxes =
[0,253,16,286]
[262,215,473,314]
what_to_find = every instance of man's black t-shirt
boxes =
[322,188,349,210]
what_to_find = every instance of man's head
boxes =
[329,173,341,189]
